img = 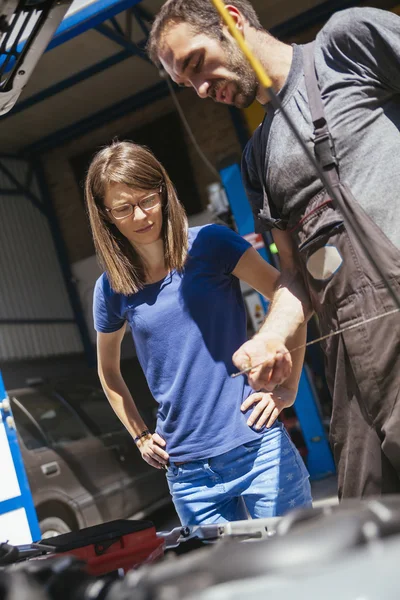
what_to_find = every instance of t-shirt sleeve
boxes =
[241,140,268,233]
[319,7,400,93]
[93,276,125,333]
[200,224,251,274]
[241,135,279,233]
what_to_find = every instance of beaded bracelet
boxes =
[133,429,151,445]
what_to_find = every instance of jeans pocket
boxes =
[165,464,180,479]
[242,437,262,452]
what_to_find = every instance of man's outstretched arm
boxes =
[233,229,314,390]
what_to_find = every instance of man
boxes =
[148,0,400,499]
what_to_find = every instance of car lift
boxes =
[0,0,74,115]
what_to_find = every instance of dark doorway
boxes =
[70,112,202,216]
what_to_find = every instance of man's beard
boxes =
[209,39,258,108]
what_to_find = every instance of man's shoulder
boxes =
[318,7,388,47]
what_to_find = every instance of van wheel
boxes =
[39,516,71,538]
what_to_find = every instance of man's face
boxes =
[158,21,258,108]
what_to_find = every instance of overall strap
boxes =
[302,42,339,183]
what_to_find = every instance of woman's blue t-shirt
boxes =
[93,224,265,462]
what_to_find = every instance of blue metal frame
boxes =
[109,15,124,36]
[2,2,153,121]
[46,0,143,50]
[220,163,335,480]
[22,81,173,155]
[293,369,335,479]
[131,3,153,23]
[131,6,150,36]
[0,373,41,542]
[0,161,45,214]
[1,50,133,118]
[95,22,149,61]
[32,159,96,366]
[9,0,146,91]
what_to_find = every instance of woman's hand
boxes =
[241,387,296,430]
[137,433,169,469]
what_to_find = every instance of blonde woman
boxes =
[86,140,312,526]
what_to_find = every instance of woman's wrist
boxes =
[134,429,152,445]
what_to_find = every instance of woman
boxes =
[86,140,312,526]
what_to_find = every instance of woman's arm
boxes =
[97,326,169,469]
[232,246,279,300]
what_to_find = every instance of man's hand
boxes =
[241,387,296,430]
[233,334,292,390]
[137,433,169,469]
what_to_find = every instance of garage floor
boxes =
[311,475,339,508]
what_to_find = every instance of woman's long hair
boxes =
[85,140,188,295]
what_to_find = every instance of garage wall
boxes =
[0,158,83,360]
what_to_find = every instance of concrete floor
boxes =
[311,475,339,508]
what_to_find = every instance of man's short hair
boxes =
[147,0,263,66]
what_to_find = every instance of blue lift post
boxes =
[220,163,335,480]
[0,373,40,543]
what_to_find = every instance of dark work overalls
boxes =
[276,43,400,498]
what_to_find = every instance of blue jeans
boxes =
[166,424,312,525]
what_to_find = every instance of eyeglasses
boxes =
[105,188,162,220]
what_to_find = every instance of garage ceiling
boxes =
[0,0,338,154]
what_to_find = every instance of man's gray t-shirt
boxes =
[242,7,400,248]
